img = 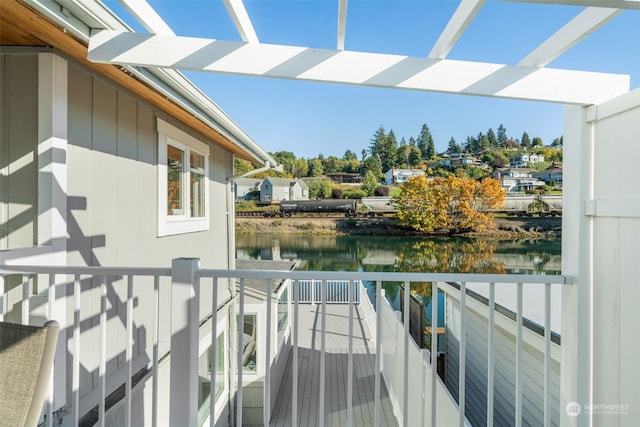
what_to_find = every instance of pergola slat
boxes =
[88,30,629,105]
[428,0,486,60]
[518,7,622,68]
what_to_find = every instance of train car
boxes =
[495,194,563,217]
[279,199,357,216]
[360,196,397,216]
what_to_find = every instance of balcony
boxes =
[0,261,568,427]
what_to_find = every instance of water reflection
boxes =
[235,234,561,276]
[236,233,561,349]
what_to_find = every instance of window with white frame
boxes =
[198,320,228,427]
[242,314,258,372]
[277,286,289,346]
[157,119,210,236]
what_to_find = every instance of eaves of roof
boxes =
[2,0,276,168]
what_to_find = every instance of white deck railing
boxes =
[0,262,570,427]
[296,279,360,304]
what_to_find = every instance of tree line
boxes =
[235,123,563,180]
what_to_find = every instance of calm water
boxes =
[236,233,561,337]
[235,234,561,275]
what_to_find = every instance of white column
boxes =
[560,105,593,426]
[37,52,67,259]
[38,52,68,411]
[170,258,201,427]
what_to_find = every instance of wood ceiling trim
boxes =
[0,1,258,163]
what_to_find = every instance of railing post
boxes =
[170,258,200,427]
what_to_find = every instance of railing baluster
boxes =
[487,282,495,427]
[431,282,439,427]
[292,279,299,427]
[237,278,245,427]
[46,274,56,427]
[125,275,133,427]
[459,281,466,427]
[0,274,5,321]
[544,283,551,427]
[374,280,382,427]
[403,280,410,427]
[347,279,354,426]
[73,274,81,426]
[515,282,523,427]
[152,275,159,427]
[21,274,29,324]
[0,265,569,427]
[264,279,272,426]
[99,276,107,427]
[319,279,326,426]
[210,277,219,427]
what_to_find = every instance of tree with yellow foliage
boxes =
[393,175,505,233]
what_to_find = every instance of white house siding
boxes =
[444,290,561,427]
[0,53,38,250]
[63,60,235,420]
[589,94,640,427]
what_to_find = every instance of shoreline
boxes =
[236,216,561,238]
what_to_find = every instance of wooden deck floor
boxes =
[268,304,399,427]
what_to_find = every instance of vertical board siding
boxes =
[445,294,561,427]
[0,54,38,250]
[592,103,640,426]
[65,59,234,423]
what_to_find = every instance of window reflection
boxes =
[167,145,184,215]
[242,315,257,372]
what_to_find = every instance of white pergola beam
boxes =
[428,0,486,59]
[519,7,622,68]
[337,0,348,51]
[507,0,640,10]
[118,0,174,35]
[222,0,259,43]
[88,30,629,105]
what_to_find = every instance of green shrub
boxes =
[343,189,367,199]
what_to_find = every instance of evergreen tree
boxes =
[409,136,417,146]
[370,125,396,173]
[463,136,475,153]
[370,126,397,173]
[343,149,358,161]
[384,129,398,171]
[487,128,497,147]
[479,133,491,151]
[521,132,531,149]
[416,124,435,160]
[322,156,342,174]
[497,124,508,147]
[447,137,462,154]
[407,146,422,167]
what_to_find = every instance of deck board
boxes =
[266,304,399,427]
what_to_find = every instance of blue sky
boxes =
[107,0,640,158]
